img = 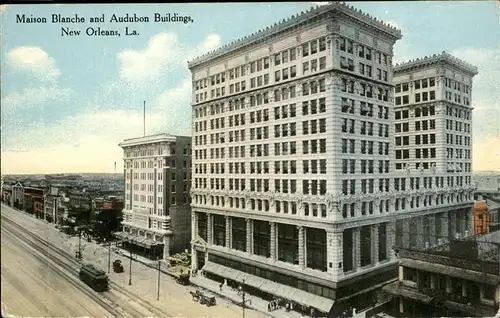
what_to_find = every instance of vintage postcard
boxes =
[1,2,499,318]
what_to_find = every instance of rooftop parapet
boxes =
[188,2,402,69]
[394,51,478,76]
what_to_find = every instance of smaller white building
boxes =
[118,133,192,261]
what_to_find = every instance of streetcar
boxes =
[79,263,109,292]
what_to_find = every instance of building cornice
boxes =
[118,133,177,148]
[188,2,402,69]
[394,51,478,77]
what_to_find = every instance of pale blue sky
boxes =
[1,2,499,174]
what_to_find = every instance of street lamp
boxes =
[128,248,132,285]
[239,279,251,318]
[157,259,161,301]
[107,239,111,273]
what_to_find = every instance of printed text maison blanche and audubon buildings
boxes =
[16,13,194,37]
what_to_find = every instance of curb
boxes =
[111,249,276,317]
[190,283,277,318]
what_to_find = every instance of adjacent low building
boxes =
[116,133,192,261]
[383,231,500,317]
[24,186,45,218]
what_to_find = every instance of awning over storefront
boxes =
[400,258,500,285]
[113,231,163,249]
[202,262,334,313]
[383,281,433,304]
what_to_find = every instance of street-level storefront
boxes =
[113,231,164,260]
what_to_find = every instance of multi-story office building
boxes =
[391,53,477,251]
[117,133,192,261]
[188,3,402,314]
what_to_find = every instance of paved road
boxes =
[1,222,112,317]
[1,203,269,318]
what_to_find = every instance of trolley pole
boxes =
[128,249,132,285]
[78,227,82,260]
[239,279,251,318]
[107,241,111,273]
[157,260,161,300]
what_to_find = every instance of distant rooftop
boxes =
[394,51,478,76]
[119,133,178,148]
[188,1,402,68]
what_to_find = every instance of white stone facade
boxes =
[119,133,192,260]
[392,53,477,249]
[188,2,404,308]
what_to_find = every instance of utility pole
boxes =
[157,260,161,301]
[239,279,251,318]
[78,226,82,260]
[128,249,132,285]
[107,240,111,273]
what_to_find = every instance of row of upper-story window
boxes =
[125,158,187,171]
[340,78,390,101]
[446,162,470,173]
[393,192,470,212]
[341,139,390,156]
[195,77,328,120]
[342,159,390,174]
[395,91,436,105]
[131,193,187,206]
[341,98,390,119]
[444,77,470,93]
[339,57,389,83]
[126,159,190,170]
[446,106,471,119]
[194,176,329,196]
[446,120,471,133]
[446,134,471,146]
[341,118,390,137]
[396,148,437,160]
[395,78,436,93]
[395,105,436,120]
[339,37,390,67]
[123,145,184,158]
[444,91,470,106]
[193,36,328,92]
[341,175,471,195]
[446,148,471,160]
[192,174,472,200]
[395,134,437,146]
[395,122,436,134]
[193,138,329,161]
[195,88,327,135]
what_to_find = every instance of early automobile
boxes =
[176,273,190,285]
[113,259,124,273]
[199,292,216,306]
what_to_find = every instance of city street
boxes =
[1,221,111,317]
[1,204,269,318]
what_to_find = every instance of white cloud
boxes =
[118,32,221,85]
[1,78,193,174]
[1,86,71,111]
[7,47,61,83]
[2,32,216,173]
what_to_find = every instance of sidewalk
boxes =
[191,275,305,318]
[2,205,270,318]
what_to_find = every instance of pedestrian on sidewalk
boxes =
[219,283,223,291]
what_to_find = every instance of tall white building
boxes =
[117,134,192,261]
[392,53,477,251]
[188,3,402,314]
